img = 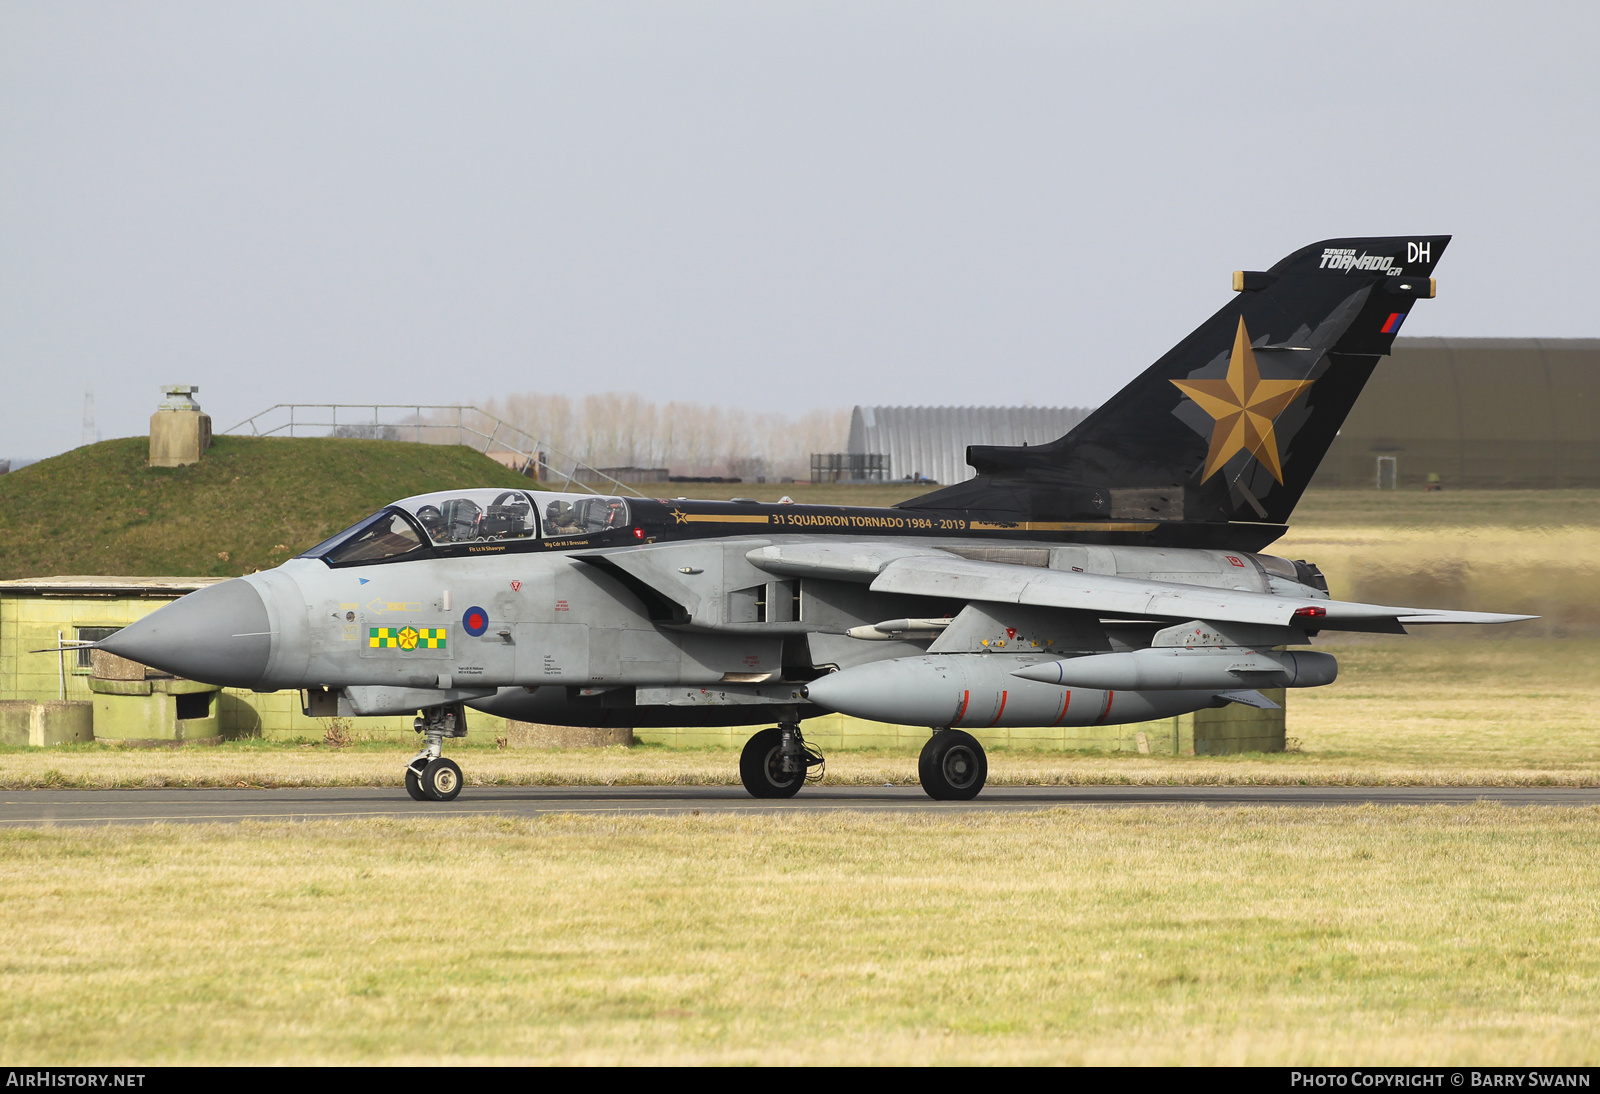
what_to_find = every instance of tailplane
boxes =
[902,235,1449,531]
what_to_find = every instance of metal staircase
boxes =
[223,404,647,497]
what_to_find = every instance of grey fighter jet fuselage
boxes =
[94,235,1533,801]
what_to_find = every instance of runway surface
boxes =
[1,784,1597,826]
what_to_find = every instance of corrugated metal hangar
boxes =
[847,405,1091,485]
[1311,337,1600,488]
[843,338,1599,488]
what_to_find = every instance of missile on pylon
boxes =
[1009,648,1338,691]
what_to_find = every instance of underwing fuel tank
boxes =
[800,654,1235,729]
[1010,648,1338,691]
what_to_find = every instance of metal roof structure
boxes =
[1314,337,1600,488]
[847,405,1092,485]
[0,577,225,597]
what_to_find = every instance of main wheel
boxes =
[919,730,988,801]
[420,757,463,801]
[739,727,806,799]
[404,767,428,801]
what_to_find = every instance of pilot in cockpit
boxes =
[414,504,447,541]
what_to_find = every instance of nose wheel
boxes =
[407,756,462,802]
[406,703,468,802]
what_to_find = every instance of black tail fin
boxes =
[902,235,1449,531]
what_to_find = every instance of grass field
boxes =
[1275,488,1600,632]
[3,806,1597,1065]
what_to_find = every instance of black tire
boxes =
[739,728,806,799]
[404,767,428,801]
[420,757,463,802]
[919,730,988,801]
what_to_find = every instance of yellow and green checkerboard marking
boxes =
[368,626,448,651]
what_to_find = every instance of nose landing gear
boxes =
[405,703,468,801]
[739,721,823,799]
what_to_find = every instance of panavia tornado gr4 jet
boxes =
[94,234,1531,802]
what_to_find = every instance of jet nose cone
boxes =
[98,578,272,688]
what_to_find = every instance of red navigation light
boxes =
[1293,606,1326,619]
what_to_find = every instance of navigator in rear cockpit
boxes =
[544,499,581,535]
[542,495,630,537]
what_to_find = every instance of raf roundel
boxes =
[462,606,489,637]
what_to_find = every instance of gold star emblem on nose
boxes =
[1171,317,1315,483]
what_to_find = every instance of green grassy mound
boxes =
[0,436,538,580]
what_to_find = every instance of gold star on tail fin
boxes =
[1171,318,1314,483]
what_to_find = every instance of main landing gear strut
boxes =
[739,721,824,799]
[406,702,468,802]
[735,723,990,801]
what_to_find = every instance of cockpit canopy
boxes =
[298,488,632,566]
[404,489,539,545]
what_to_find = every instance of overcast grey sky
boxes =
[3,1,1597,459]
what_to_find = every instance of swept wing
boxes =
[746,542,1532,631]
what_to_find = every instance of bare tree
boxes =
[480,392,847,479]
